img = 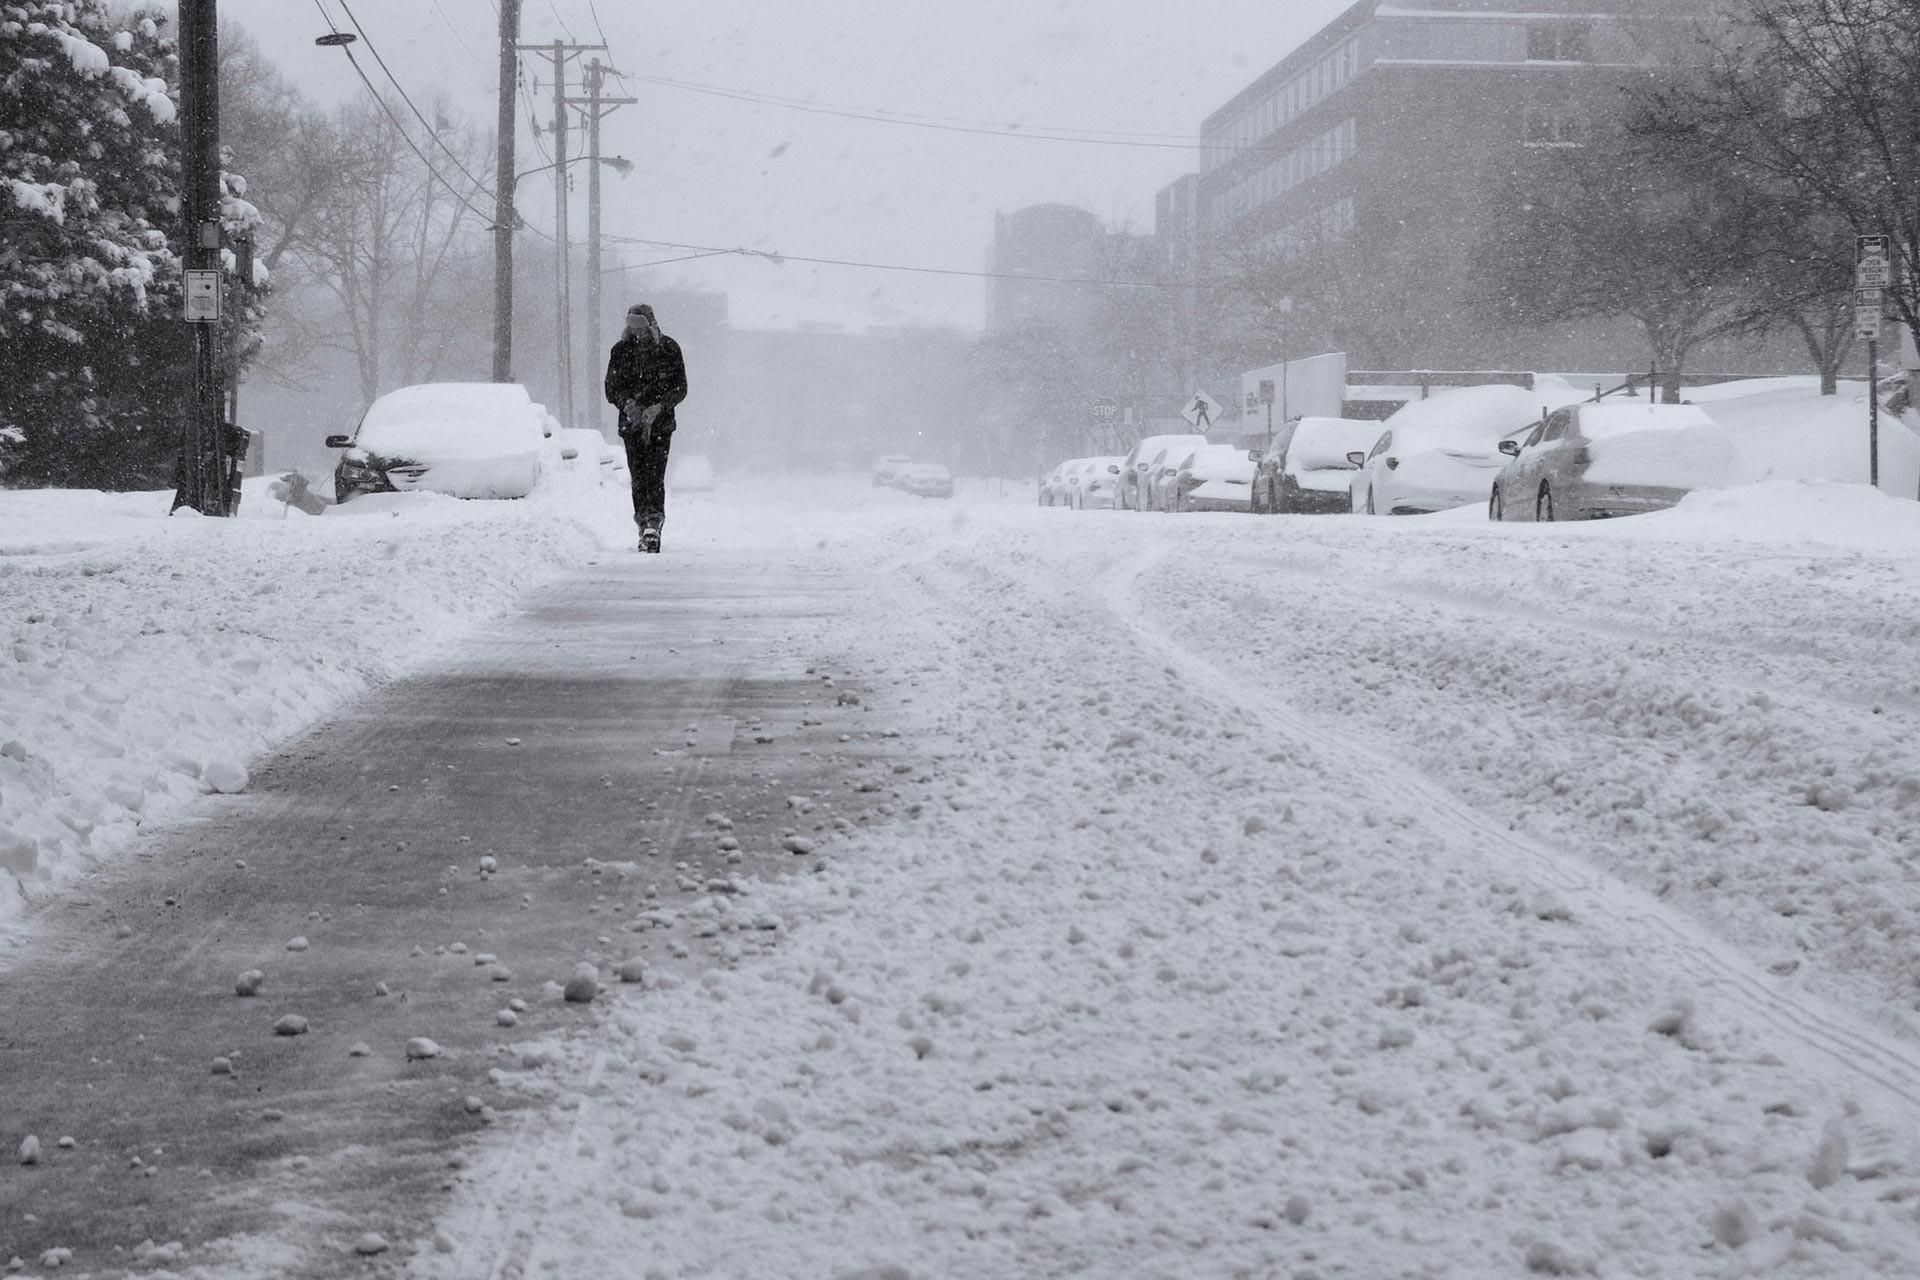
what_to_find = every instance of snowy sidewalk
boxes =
[414,486,1920,1280]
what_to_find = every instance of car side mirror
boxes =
[1247,450,1261,462]
[325,434,352,449]
[560,446,580,460]
[1108,464,1119,474]
[1346,451,1366,467]
[1498,439,1521,457]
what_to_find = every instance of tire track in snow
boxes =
[1105,551,1920,1130]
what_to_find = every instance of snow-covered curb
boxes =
[0,473,628,954]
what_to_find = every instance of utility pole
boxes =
[573,59,634,435]
[517,40,604,427]
[172,0,229,516]
[518,39,604,428]
[491,0,521,383]
[551,40,572,427]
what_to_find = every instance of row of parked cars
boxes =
[1044,378,1737,523]
[1041,437,1260,512]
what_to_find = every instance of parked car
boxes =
[554,427,625,486]
[1072,456,1124,509]
[1248,419,1299,514]
[327,382,552,502]
[899,462,954,498]
[1253,417,1384,514]
[1169,444,1257,511]
[1142,446,1194,512]
[1040,458,1087,506]
[1348,383,1577,515]
[1490,402,1733,522]
[872,454,912,488]
[1117,433,1207,511]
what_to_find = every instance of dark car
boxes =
[1251,416,1383,514]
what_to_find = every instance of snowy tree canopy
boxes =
[0,0,265,488]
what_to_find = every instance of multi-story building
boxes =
[1190,0,1699,369]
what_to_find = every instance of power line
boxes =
[604,234,1233,289]
[630,70,1203,144]
[429,0,486,67]
[311,0,547,239]
[620,71,1304,154]
[337,0,496,198]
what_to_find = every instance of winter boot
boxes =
[639,521,662,554]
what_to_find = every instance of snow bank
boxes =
[0,466,630,954]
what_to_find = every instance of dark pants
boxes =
[622,427,672,531]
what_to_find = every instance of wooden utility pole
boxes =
[574,59,634,435]
[516,39,602,426]
[173,0,229,515]
[550,41,572,427]
[491,0,521,383]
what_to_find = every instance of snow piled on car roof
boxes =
[356,383,546,460]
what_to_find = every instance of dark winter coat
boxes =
[603,332,688,438]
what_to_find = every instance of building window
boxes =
[1526,20,1592,62]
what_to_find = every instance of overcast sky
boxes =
[240,0,1354,333]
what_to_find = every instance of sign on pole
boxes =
[1090,397,1120,427]
[1181,389,1221,430]
[1855,287,1884,341]
[184,269,222,323]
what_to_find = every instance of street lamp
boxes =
[513,155,633,188]
[314,31,357,47]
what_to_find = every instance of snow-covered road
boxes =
[412,480,1920,1280]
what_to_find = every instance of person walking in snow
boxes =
[604,302,688,553]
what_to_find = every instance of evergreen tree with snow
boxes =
[0,0,265,488]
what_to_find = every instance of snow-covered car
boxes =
[669,453,716,492]
[327,382,552,502]
[1072,456,1124,509]
[1117,433,1207,511]
[1490,402,1733,522]
[1040,459,1084,507]
[899,462,954,498]
[555,427,624,486]
[1254,416,1384,514]
[1168,444,1256,512]
[1348,383,1576,516]
[871,454,912,488]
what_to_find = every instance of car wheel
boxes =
[1489,486,1503,522]
[1536,483,1555,522]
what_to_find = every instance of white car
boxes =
[1168,444,1256,511]
[1072,455,1124,509]
[328,382,552,502]
[555,427,624,485]
[1117,433,1207,511]
[1349,382,1578,516]
[899,462,954,498]
[871,454,912,488]
[1040,459,1083,507]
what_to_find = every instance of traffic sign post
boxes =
[1182,389,1222,431]
[1857,235,1890,488]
